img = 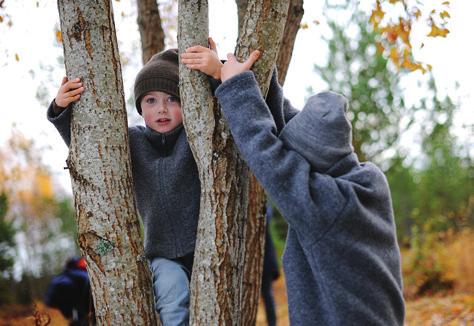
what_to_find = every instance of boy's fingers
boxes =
[243,50,261,69]
[63,80,82,91]
[61,76,68,85]
[181,52,203,60]
[185,45,206,53]
[181,52,203,59]
[208,37,217,52]
[65,86,84,97]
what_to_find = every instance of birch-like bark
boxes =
[137,0,165,64]
[178,1,250,324]
[235,1,290,324]
[57,1,157,324]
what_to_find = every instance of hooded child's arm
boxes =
[215,71,349,245]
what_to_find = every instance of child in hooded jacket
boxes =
[182,44,405,325]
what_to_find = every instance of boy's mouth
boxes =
[156,118,171,123]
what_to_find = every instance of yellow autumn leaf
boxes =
[389,0,398,4]
[15,53,20,62]
[300,22,309,29]
[442,1,450,5]
[428,24,450,37]
[440,11,450,19]
[402,47,410,61]
[390,47,400,68]
[369,0,385,29]
[413,8,422,19]
[427,64,432,71]
[55,30,62,43]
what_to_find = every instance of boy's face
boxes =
[141,91,182,133]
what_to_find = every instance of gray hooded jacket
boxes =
[215,71,405,325]
[47,102,200,260]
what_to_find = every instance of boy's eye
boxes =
[168,96,180,103]
[145,97,156,104]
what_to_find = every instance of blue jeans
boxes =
[150,257,190,326]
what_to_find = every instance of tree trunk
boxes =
[178,1,250,324]
[235,1,290,324]
[178,0,288,324]
[237,0,303,86]
[136,0,165,64]
[57,1,157,325]
[276,0,304,85]
[235,0,248,34]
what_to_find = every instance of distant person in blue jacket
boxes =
[45,257,92,326]
[182,43,405,325]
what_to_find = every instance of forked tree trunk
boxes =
[178,0,289,324]
[237,0,304,85]
[178,1,249,324]
[57,1,157,324]
[235,1,290,324]
[137,0,165,64]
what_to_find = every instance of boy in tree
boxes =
[182,43,405,325]
[48,49,199,326]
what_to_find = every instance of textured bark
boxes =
[235,0,248,33]
[137,0,165,64]
[178,2,250,324]
[235,1,290,324]
[237,0,303,85]
[276,0,304,85]
[178,1,288,324]
[57,1,157,325]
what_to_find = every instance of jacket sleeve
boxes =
[266,67,300,129]
[215,71,349,245]
[47,100,72,146]
[210,65,299,133]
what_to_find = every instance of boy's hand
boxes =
[221,50,260,83]
[55,76,84,109]
[181,37,223,80]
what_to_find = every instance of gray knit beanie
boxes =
[279,91,353,173]
[134,48,179,115]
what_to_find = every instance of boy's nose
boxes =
[156,101,168,113]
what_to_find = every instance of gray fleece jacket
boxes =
[215,71,405,325]
[47,102,200,260]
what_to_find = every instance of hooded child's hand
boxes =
[221,50,260,83]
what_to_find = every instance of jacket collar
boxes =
[144,124,184,152]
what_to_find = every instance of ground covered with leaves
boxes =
[0,286,472,325]
[255,276,474,326]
